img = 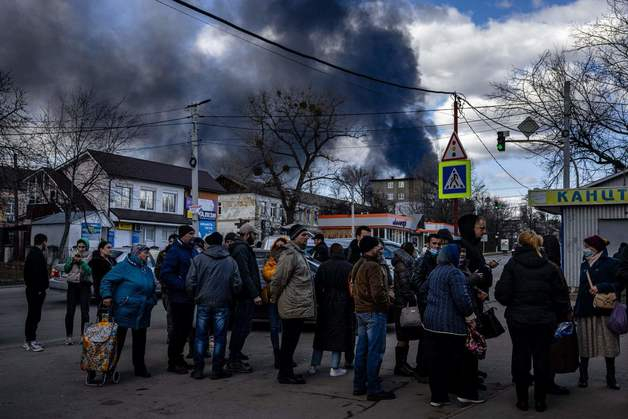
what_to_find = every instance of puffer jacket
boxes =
[495,245,571,327]
[270,241,315,319]
[351,256,390,314]
[186,245,242,307]
[100,255,157,329]
[574,249,623,318]
[423,245,475,336]
[457,214,492,293]
[262,247,286,303]
[159,239,198,304]
[392,249,417,307]
[415,251,438,313]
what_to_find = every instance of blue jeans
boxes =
[268,303,282,350]
[311,349,341,369]
[353,312,387,395]
[194,305,230,371]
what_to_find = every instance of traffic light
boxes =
[497,131,506,152]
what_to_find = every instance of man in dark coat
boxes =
[311,233,329,263]
[309,243,353,376]
[347,226,372,265]
[23,234,49,352]
[160,225,198,374]
[227,223,262,373]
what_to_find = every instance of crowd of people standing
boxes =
[20,215,628,410]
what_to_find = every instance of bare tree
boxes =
[332,164,379,206]
[38,89,141,255]
[247,89,361,224]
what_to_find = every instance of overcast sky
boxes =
[0,0,608,200]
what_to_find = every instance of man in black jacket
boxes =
[347,226,372,265]
[311,233,329,263]
[23,234,49,352]
[227,223,262,373]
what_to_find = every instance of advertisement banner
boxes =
[529,187,628,207]
[198,199,217,220]
[116,222,133,231]
[199,220,216,238]
[81,223,101,241]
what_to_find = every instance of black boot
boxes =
[394,346,414,377]
[578,357,589,388]
[273,349,281,370]
[515,383,529,411]
[605,357,620,390]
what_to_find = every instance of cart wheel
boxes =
[85,371,97,386]
[98,374,107,387]
[111,370,120,384]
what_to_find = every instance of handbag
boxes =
[399,298,422,328]
[477,307,505,339]
[550,322,579,374]
[586,271,617,309]
[465,325,487,360]
[608,303,628,335]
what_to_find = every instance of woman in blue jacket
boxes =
[574,235,623,389]
[101,245,157,378]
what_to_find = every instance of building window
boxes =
[386,193,394,200]
[112,185,132,208]
[162,192,177,213]
[398,181,405,188]
[140,189,155,210]
[314,210,319,224]
[218,201,222,215]
[144,225,156,242]
[5,199,15,222]
[398,192,405,200]
[279,206,284,222]
[260,201,267,216]
[161,228,176,241]
[270,203,277,219]
[387,181,394,189]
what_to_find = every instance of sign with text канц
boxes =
[438,160,471,199]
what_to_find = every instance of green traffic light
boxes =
[497,143,505,152]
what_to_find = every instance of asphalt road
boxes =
[1,253,627,418]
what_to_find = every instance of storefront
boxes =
[529,169,628,287]
[318,213,423,245]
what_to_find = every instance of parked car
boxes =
[49,247,161,298]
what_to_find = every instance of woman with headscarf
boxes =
[574,235,623,389]
[100,245,157,378]
[262,236,289,369]
[496,232,571,412]
[423,244,483,407]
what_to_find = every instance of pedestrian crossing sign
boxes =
[438,160,471,199]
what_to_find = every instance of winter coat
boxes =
[270,241,315,319]
[574,250,623,318]
[347,239,361,265]
[63,250,92,284]
[415,251,438,313]
[423,246,475,336]
[186,245,242,308]
[24,246,49,291]
[311,242,329,263]
[100,256,157,329]
[313,254,354,352]
[495,246,571,327]
[616,246,628,289]
[229,239,262,300]
[261,247,286,303]
[457,214,493,293]
[392,249,417,307]
[159,239,198,304]
[351,256,390,314]
[154,244,172,286]
[88,251,117,301]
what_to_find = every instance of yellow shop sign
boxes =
[115,222,133,231]
[529,187,628,207]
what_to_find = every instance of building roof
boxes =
[25,168,97,212]
[585,168,628,187]
[87,149,225,193]
[110,208,191,226]
[0,166,35,189]
[32,211,103,225]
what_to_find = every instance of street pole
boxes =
[186,98,211,233]
[13,152,19,262]
[562,81,571,189]
[452,95,460,236]
[350,186,355,238]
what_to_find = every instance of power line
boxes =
[3,117,192,136]
[166,0,456,95]
[460,112,530,189]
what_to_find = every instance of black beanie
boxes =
[288,224,308,240]
[359,236,380,254]
[205,232,223,246]
[178,224,195,237]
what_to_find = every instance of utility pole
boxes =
[452,95,460,236]
[562,81,571,189]
[13,152,19,261]
[350,186,355,238]
[185,98,211,233]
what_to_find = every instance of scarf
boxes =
[586,250,602,267]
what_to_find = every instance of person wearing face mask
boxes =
[101,245,157,378]
[227,223,263,373]
[89,241,117,305]
[574,235,623,390]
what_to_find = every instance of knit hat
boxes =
[288,224,308,240]
[224,232,238,242]
[239,223,258,236]
[130,244,150,256]
[436,228,454,242]
[205,232,223,246]
[178,224,195,237]
[359,235,380,254]
[584,235,609,252]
